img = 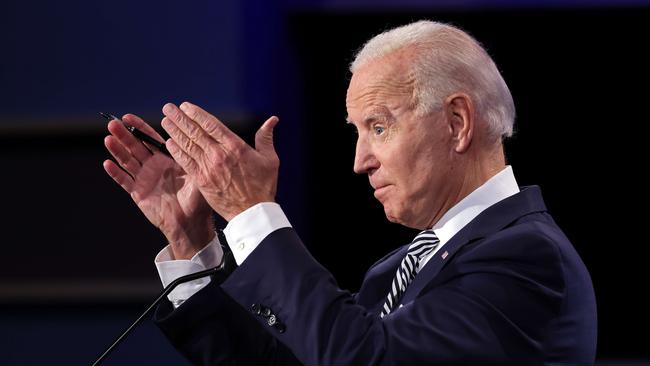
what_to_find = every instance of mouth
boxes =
[373,185,391,200]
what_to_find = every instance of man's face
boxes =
[346,53,456,229]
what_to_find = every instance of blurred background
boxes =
[1,0,649,364]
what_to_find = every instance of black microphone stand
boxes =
[91,265,221,365]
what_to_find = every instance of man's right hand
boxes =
[103,113,215,259]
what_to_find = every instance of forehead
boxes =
[346,55,415,117]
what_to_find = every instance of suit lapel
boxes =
[398,229,476,305]
[356,244,409,310]
[398,186,548,305]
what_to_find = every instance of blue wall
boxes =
[1,0,244,121]
[1,305,190,365]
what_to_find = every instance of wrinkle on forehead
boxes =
[346,56,418,113]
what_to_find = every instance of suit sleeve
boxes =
[219,226,565,366]
[154,270,302,365]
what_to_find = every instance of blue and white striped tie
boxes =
[380,229,440,318]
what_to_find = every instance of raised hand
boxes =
[103,113,214,259]
[160,102,279,221]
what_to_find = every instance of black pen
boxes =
[100,112,172,158]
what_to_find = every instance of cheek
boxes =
[395,153,441,204]
[392,149,425,187]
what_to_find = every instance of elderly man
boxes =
[103,21,597,365]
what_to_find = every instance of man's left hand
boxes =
[161,102,280,221]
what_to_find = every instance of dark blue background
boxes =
[1,0,648,364]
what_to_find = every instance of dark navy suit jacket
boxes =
[155,186,597,365]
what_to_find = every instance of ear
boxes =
[444,93,474,153]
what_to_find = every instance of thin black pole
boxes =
[92,266,220,366]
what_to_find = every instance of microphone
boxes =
[92,264,222,365]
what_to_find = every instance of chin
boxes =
[385,214,400,224]
[383,205,405,225]
[384,204,421,229]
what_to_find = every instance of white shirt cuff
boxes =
[154,234,223,307]
[224,202,292,265]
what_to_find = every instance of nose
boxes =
[353,138,379,174]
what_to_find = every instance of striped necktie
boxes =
[380,229,440,318]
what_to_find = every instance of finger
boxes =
[161,116,205,160]
[165,138,201,176]
[107,120,152,163]
[104,135,142,177]
[122,114,166,143]
[255,116,279,155]
[103,159,134,193]
[162,103,216,151]
[178,101,245,149]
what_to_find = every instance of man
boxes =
[103,20,597,365]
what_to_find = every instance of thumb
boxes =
[255,116,279,154]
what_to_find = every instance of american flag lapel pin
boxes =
[441,251,448,260]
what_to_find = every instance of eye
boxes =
[373,126,385,135]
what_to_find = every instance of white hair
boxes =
[350,20,515,140]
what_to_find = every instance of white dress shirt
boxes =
[155,166,519,307]
[155,202,291,307]
[420,165,519,268]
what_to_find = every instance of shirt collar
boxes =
[432,166,520,245]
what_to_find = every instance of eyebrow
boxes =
[345,112,391,126]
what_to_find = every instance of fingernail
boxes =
[162,103,175,115]
[180,102,190,111]
[165,139,175,152]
